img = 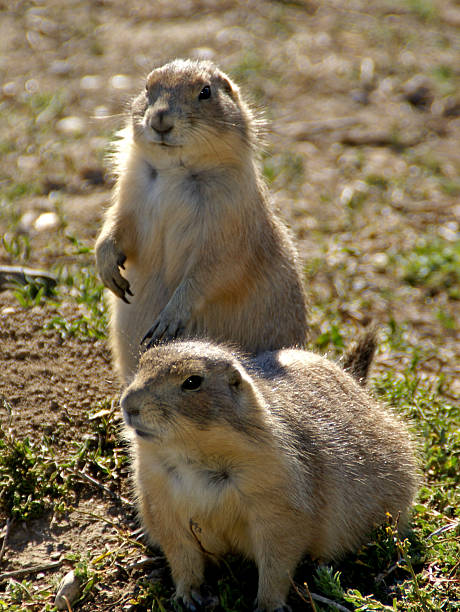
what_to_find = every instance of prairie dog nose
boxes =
[120,389,142,418]
[150,109,174,134]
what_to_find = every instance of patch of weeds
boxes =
[0,580,55,611]
[262,151,304,188]
[370,351,459,609]
[2,580,33,607]
[25,90,68,133]
[13,276,57,308]
[432,64,454,82]
[45,264,108,340]
[365,174,389,189]
[231,51,265,84]
[374,358,459,482]
[2,233,31,262]
[72,556,100,607]
[438,177,460,197]
[0,434,71,521]
[127,578,172,611]
[1,181,41,201]
[314,566,345,602]
[230,50,276,100]
[436,309,456,331]
[409,152,442,177]
[405,0,437,21]
[60,400,129,504]
[431,65,457,96]
[315,323,345,352]
[394,238,460,298]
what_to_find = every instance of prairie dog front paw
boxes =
[95,236,133,303]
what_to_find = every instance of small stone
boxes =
[18,210,38,233]
[56,116,85,134]
[34,211,60,232]
[1,306,16,315]
[49,60,72,76]
[54,569,81,610]
[370,252,389,271]
[110,74,131,90]
[80,74,102,90]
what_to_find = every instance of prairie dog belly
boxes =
[138,447,249,556]
[111,168,206,381]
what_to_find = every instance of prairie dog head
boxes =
[121,341,264,443]
[130,59,256,164]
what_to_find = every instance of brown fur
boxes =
[95,59,309,383]
[342,324,378,385]
[121,340,419,611]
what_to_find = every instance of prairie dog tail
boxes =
[342,325,378,386]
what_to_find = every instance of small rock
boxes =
[110,74,131,90]
[49,60,72,76]
[18,210,38,233]
[2,81,18,96]
[370,252,389,271]
[56,116,85,134]
[360,57,375,89]
[34,211,60,232]
[80,74,102,90]
[54,569,81,611]
[1,306,16,315]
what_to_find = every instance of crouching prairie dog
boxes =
[121,340,418,611]
[95,59,309,384]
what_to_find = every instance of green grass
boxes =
[405,0,437,21]
[2,233,109,339]
[394,238,460,299]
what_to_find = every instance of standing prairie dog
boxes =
[121,340,418,612]
[95,59,309,383]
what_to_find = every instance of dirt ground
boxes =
[0,1,459,610]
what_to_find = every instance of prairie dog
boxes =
[95,59,309,384]
[121,340,418,611]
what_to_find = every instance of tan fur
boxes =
[95,59,309,384]
[121,340,419,611]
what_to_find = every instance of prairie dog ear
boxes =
[228,366,243,389]
[218,74,236,98]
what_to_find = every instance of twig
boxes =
[73,510,143,548]
[427,520,458,540]
[67,468,133,507]
[376,561,401,583]
[289,576,351,612]
[289,575,316,610]
[311,592,352,612]
[63,595,72,612]
[125,556,163,571]
[0,560,62,581]
[0,265,57,292]
[0,518,13,566]
[303,581,318,611]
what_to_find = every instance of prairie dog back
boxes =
[95,59,309,383]
[121,340,418,611]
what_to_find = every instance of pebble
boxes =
[54,569,81,610]
[56,116,85,134]
[34,211,60,232]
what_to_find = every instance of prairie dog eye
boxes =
[198,85,211,100]
[181,375,203,391]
